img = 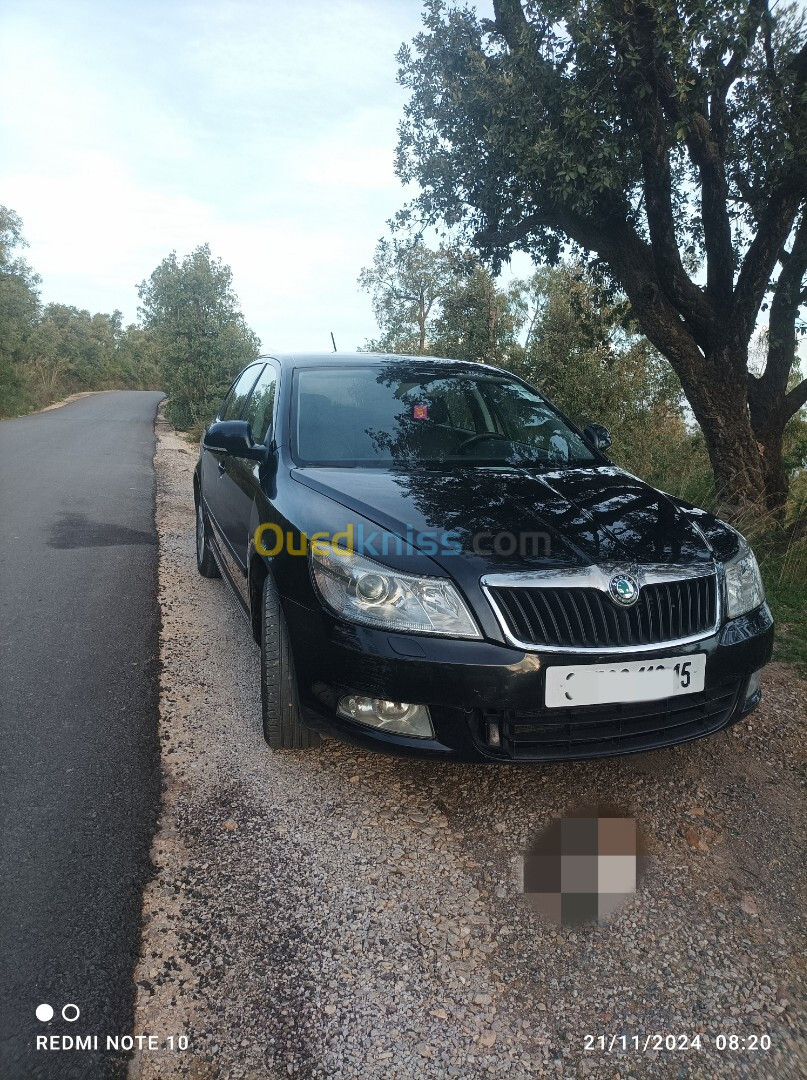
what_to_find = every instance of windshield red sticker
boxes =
[413,404,428,419]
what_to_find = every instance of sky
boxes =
[1,0,517,352]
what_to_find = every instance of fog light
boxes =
[337,695,434,738]
[744,670,762,707]
[485,718,501,748]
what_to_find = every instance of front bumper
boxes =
[284,598,774,762]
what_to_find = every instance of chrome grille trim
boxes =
[481,563,721,654]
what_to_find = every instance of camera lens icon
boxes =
[36,1003,80,1022]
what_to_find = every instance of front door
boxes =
[223,363,278,576]
[202,363,264,580]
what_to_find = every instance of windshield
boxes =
[292,365,598,468]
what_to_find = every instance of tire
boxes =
[260,574,320,749]
[195,495,221,578]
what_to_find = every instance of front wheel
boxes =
[260,574,320,749]
[195,496,220,578]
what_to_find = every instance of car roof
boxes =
[259,352,508,375]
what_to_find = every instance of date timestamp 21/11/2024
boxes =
[585,1034,772,1052]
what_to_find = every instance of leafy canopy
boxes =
[358,236,523,363]
[138,245,260,429]
[396,0,806,273]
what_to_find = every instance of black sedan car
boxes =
[194,353,773,762]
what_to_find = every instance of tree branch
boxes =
[750,212,807,424]
[710,0,767,153]
[608,8,718,339]
[733,186,804,344]
[475,208,705,380]
[496,0,717,345]
[782,377,807,419]
[492,0,528,47]
[632,3,737,308]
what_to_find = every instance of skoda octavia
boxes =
[194,353,773,761]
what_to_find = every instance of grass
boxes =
[763,566,807,675]
[755,528,807,677]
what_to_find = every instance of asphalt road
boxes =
[0,391,164,1079]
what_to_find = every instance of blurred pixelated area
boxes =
[521,806,650,925]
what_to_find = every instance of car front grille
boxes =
[487,574,717,649]
[475,678,741,761]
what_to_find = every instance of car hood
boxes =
[290,464,735,578]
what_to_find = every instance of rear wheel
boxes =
[260,574,320,749]
[195,496,220,578]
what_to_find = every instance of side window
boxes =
[219,365,264,421]
[244,366,278,444]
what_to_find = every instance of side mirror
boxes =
[203,420,266,461]
[582,423,612,452]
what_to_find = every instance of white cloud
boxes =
[0,0,428,349]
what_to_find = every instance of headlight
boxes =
[310,543,481,638]
[724,538,765,619]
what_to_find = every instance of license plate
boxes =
[545,654,706,709]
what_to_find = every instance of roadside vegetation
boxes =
[0,206,258,427]
[0,206,163,413]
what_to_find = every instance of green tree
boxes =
[114,325,163,389]
[0,206,41,413]
[27,304,122,393]
[396,0,807,515]
[359,236,525,361]
[138,245,260,429]
[358,237,461,353]
[431,264,525,365]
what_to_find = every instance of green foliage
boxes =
[138,245,260,430]
[0,211,257,422]
[0,207,166,416]
[358,236,524,363]
[0,354,31,415]
[762,547,807,675]
[396,0,805,266]
[0,205,41,412]
[358,237,462,354]
[724,495,807,675]
[28,305,119,394]
[431,265,524,365]
[502,264,692,480]
[115,326,163,389]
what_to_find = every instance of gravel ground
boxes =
[130,420,806,1080]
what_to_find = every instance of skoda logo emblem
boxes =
[609,573,640,607]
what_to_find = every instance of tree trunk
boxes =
[678,354,767,519]
[757,425,789,512]
[749,401,790,512]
